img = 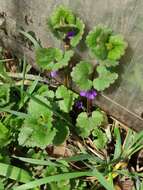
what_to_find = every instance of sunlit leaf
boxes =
[0,163,32,183]
[71,61,93,90]
[76,111,104,138]
[93,65,118,91]
[0,122,10,147]
[92,128,107,149]
[18,95,56,149]
[48,5,84,47]
[107,35,127,61]
[36,47,73,71]
[56,85,78,113]
[86,25,112,60]
[0,84,10,106]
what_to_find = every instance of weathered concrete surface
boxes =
[0,0,143,130]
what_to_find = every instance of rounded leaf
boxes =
[48,6,85,47]
[0,122,10,147]
[36,47,74,71]
[76,111,104,138]
[107,35,128,61]
[56,85,78,113]
[53,121,69,145]
[36,47,62,70]
[92,128,107,149]
[0,84,10,106]
[71,61,93,90]
[86,25,112,60]
[93,65,118,91]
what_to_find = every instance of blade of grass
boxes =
[132,130,143,145]
[13,154,102,168]
[19,30,40,49]
[123,130,143,158]
[136,178,141,190]
[13,171,92,190]
[116,169,143,178]
[140,181,143,190]
[20,55,27,106]
[108,172,114,189]
[128,144,143,157]
[13,169,114,190]
[12,156,60,167]
[19,79,39,109]
[6,72,51,87]
[61,153,104,165]
[0,108,28,118]
[113,127,122,160]
[123,129,133,150]
[0,163,32,183]
[61,154,92,162]
[92,168,114,190]
[0,59,14,63]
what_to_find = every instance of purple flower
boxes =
[80,89,97,100]
[75,101,84,109]
[66,31,75,39]
[50,71,58,78]
[80,91,87,97]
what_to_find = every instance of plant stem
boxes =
[87,99,91,115]
[0,59,14,62]
[6,72,50,85]
[64,68,70,87]
[64,44,70,87]
[87,98,93,116]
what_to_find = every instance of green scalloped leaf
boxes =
[86,25,112,60]
[36,47,73,71]
[101,59,119,67]
[92,128,107,149]
[53,120,69,145]
[0,84,10,106]
[76,111,104,138]
[93,65,118,91]
[18,95,55,149]
[107,35,128,61]
[28,95,53,125]
[56,85,78,113]
[18,119,56,149]
[37,85,55,98]
[48,5,76,39]
[70,17,85,47]
[0,61,11,82]
[71,61,93,90]
[0,122,10,147]
[52,50,74,70]
[48,6,85,47]
[86,25,127,62]
[36,47,62,70]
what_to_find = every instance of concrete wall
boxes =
[0,0,143,130]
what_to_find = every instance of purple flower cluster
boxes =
[66,31,75,39]
[80,89,97,100]
[75,101,84,109]
[50,71,58,78]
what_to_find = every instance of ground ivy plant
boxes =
[1,6,127,151]
[1,6,143,190]
[36,6,127,93]
[33,5,127,146]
